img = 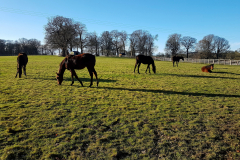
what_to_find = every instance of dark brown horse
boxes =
[15,52,28,78]
[201,64,214,73]
[56,53,99,87]
[134,55,156,74]
[172,56,184,67]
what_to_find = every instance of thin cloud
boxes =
[231,42,240,47]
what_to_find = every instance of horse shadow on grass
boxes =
[64,77,116,83]
[27,76,117,83]
[158,73,239,79]
[98,87,240,98]
[212,71,240,76]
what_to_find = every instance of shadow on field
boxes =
[64,77,117,83]
[27,76,117,83]
[98,87,240,98]
[212,71,240,76]
[27,76,56,80]
[158,73,239,79]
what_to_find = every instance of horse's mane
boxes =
[58,58,66,74]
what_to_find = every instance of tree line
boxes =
[0,38,41,56]
[44,16,158,57]
[164,33,235,59]
[1,15,240,59]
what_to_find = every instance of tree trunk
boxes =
[217,50,219,59]
[61,47,68,57]
[95,44,98,56]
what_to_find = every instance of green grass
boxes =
[1,55,240,159]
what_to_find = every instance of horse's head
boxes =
[210,64,214,70]
[152,65,156,74]
[56,72,63,85]
[181,57,184,61]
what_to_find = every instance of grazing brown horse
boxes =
[15,52,28,78]
[172,56,184,67]
[56,53,99,87]
[134,55,156,74]
[201,64,214,73]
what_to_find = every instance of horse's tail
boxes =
[152,61,156,74]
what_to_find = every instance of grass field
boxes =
[0,55,240,159]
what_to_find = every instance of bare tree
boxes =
[100,31,113,56]
[145,33,158,56]
[41,44,57,55]
[44,16,77,56]
[119,31,128,54]
[18,38,29,53]
[86,32,100,55]
[181,36,196,58]
[213,36,230,59]
[129,30,157,56]
[27,39,41,55]
[5,40,15,55]
[196,34,230,59]
[135,30,148,55]
[129,31,138,56]
[0,39,6,55]
[74,22,88,53]
[110,30,121,55]
[165,33,181,56]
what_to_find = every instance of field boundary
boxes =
[101,55,240,65]
[154,57,240,65]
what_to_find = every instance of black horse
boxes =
[134,55,156,74]
[56,53,98,87]
[172,56,184,67]
[15,52,28,78]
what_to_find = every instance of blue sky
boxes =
[0,0,240,53]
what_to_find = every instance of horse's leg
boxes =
[137,63,141,74]
[87,67,94,87]
[18,66,22,78]
[145,64,150,73]
[134,62,138,73]
[177,61,178,67]
[15,68,19,78]
[70,69,83,86]
[23,65,27,76]
[70,69,75,85]
[93,68,99,87]
[172,61,174,67]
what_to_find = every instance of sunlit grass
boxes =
[0,55,240,159]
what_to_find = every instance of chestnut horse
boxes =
[56,53,99,87]
[201,64,214,73]
[134,55,156,74]
[15,52,28,78]
[172,56,184,67]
